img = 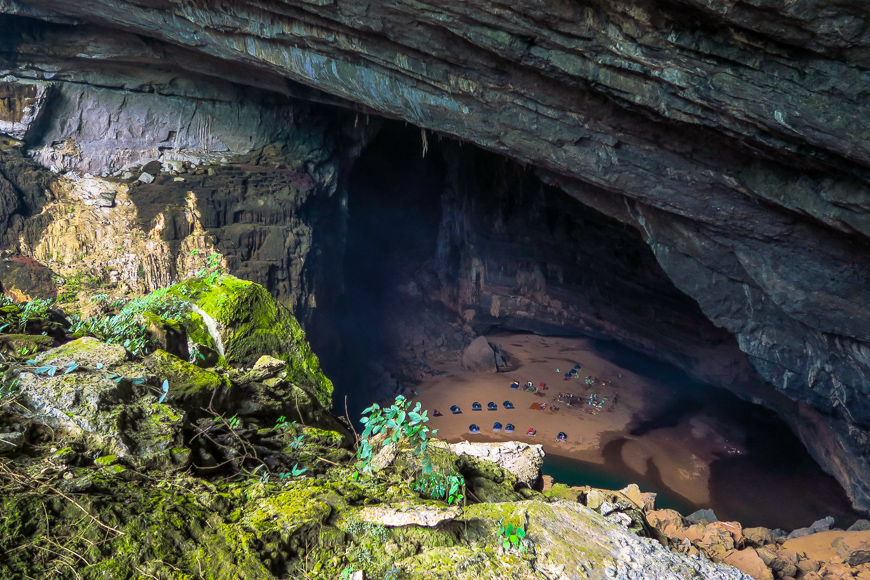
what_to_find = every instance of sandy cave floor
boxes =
[412,333,748,506]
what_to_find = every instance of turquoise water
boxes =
[542,451,696,515]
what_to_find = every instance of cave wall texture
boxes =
[0,0,869,510]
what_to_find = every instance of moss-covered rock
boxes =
[167,276,333,408]
[0,332,53,357]
[142,348,229,409]
[36,336,128,368]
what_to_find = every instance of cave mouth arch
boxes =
[316,119,861,529]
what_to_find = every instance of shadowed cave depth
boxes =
[316,121,861,529]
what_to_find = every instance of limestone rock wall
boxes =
[0,30,364,320]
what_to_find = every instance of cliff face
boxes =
[0,1,869,510]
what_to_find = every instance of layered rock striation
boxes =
[1,2,869,509]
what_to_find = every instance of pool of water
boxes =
[542,338,863,531]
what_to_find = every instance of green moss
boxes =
[36,336,128,367]
[544,483,580,501]
[142,349,228,407]
[167,276,333,408]
[94,454,118,466]
[0,333,53,357]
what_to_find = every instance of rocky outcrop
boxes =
[460,335,504,373]
[167,275,334,407]
[645,509,870,580]
[13,277,342,468]
[449,440,545,487]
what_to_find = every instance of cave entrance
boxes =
[318,120,860,529]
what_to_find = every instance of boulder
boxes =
[744,527,777,547]
[491,343,508,368]
[687,508,719,525]
[541,474,554,492]
[0,254,57,301]
[167,276,333,408]
[449,440,544,486]
[850,520,870,532]
[697,524,736,557]
[18,338,189,468]
[94,190,116,207]
[811,516,835,533]
[619,483,656,511]
[787,526,814,540]
[646,509,688,539]
[833,534,870,566]
[461,336,500,372]
[756,546,797,575]
[721,549,774,580]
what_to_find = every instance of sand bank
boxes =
[413,334,741,506]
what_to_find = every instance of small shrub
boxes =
[414,472,464,505]
[358,395,435,474]
[497,518,530,554]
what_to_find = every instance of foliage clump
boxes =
[358,395,466,506]
[69,288,189,356]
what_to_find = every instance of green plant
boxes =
[70,288,189,356]
[497,518,528,553]
[188,343,206,364]
[346,521,389,544]
[157,379,169,403]
[414,472,464,505]
[0,376,20,405]
[195,253,224,285]
[24,359,80,377]
[213,414,241,430]
[288,434,305,451]
[358,395,435,474]
[19,298,53,331]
